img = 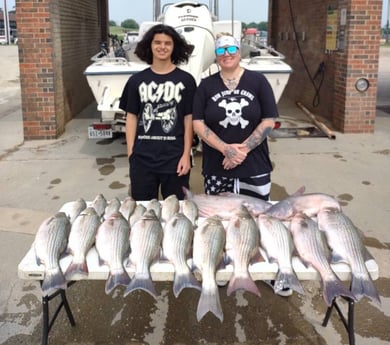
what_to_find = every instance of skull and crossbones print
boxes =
[218,98,249,129]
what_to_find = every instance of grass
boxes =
[109,26,128,40]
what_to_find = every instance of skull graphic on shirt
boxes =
[218,98,249,128]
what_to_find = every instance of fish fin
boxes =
[351,274,381,305]
[290,186,306,196]
[41,268,67,296]
[173,272,202,298]
[274,270,305,295]
[250,248,265,264]
[227,274,261,297]
[124,273,158,299]
[330,252,347,265]
[64,261,89,279]
[197,286,223,322]
[322,278,356,307]
[182,187,192,199]
[105,271,131,295]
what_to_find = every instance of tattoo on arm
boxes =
[245,126,272,151]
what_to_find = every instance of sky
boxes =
[108,0,390,27]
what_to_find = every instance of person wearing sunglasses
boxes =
[192,33,290,296]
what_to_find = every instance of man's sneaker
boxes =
[263,280,293,297]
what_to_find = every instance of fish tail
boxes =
[41,268,67,296]
[173,272,202,298]
[124,273,158,299]
[274,270,305,295]
[227,274,261,297]
[64,261,89,279]
[322,278,356,307]
[351,274,381,305]
[197,286,223,322]
[105,271,131,295]
[182,186,192,199]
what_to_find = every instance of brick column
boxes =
[332,0,382,133]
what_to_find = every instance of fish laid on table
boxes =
[181,199,199,228]
[225,206,261,297]
[193,216,226,322]
[257,214,304,295]
[289,213,355,306]
[66,197,87,224]
[33,212,71,296]
[266,193,341,220]
[162,213,201,297]
[119,196,136,221]
[317,207,381,305]
[65,207,101,279]
[95,212,131,294]
[161,194,180,224]
[183,187,271,220]
[104,197,121,219]
[129,203,146,227]
[90,193,107,219]
[125,209,163,299]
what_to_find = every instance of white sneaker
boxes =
[263,280,293,297]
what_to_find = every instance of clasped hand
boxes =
[222,143,247,170]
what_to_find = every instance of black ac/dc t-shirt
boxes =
[192,69,279,178]
[119,67,196,173]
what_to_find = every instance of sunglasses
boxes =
[215,46,239,56]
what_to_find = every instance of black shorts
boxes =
[129,158,190,200]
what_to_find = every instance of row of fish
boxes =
[32,190,380,323]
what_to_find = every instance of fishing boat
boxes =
[84,1,292,138]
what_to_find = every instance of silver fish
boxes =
[181,199,199,228]
[65,207,101,279]
[161,194,180,224]
[125,209,163,299]
[266,193,341,220]
[104,197,121,219]
[193,216,226,322]
[183,187,271,220]
[257,214,304,295]
[289,213,356,306]
[119,196,136,221]
[90,193,107,219]
[95,212,131,294]
[225,206,261,297]
[33,212,71,296]
[66,198,87,224]
[129,204,146,227]
[162,213,201,297]
[146,198,162,220]
[317,207,380,305]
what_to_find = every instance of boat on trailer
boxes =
[84,1,292,138]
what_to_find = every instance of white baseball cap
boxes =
[215,35,240,49]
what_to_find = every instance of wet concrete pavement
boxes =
[0,44,389,345]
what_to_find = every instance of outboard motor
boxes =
[163,1,216,84]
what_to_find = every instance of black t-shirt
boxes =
[119,67,196,173]
[192,69,278,178]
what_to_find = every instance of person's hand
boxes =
[222,143,247,170]
[177,155,191,176]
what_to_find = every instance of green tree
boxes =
[109,20,117,26]
[121,19,139,30]
[257,22,268,31]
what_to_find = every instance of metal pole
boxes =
[231,0,234,36]
[387,0,389,43]
[4,0,9,44]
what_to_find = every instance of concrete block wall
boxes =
[16,0,108,140]
[272,0,382,133]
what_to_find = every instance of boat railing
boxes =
[90,53,129,65]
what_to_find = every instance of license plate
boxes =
[88,126,113,139]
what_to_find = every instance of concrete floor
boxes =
[0,45,389,345]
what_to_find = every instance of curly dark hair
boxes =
[134,24,193,65]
